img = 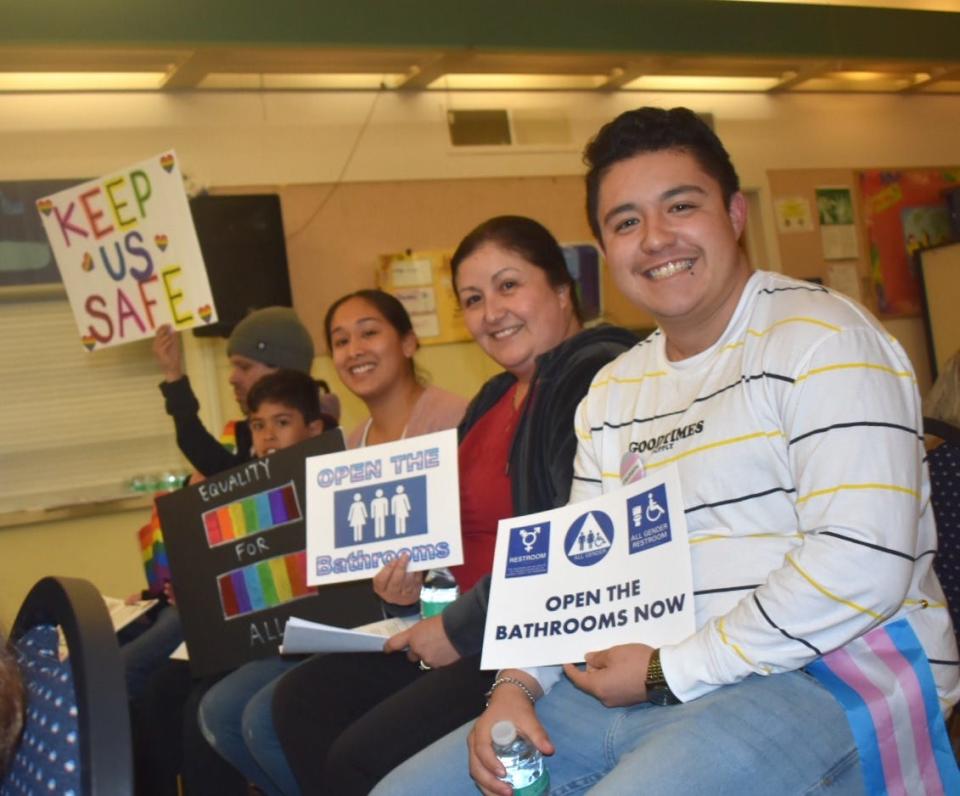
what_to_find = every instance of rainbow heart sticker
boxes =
[155,233,169,251]
[81,335,97,351]
[160,153,175,173]
[81,253,94,272]
[198,305,213,323]
[37,198,53,216]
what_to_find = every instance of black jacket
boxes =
[441,324,639,655]
[159,376,252,476]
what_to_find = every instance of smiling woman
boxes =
[324,289,469,447]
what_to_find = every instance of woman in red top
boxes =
[271,217,637,795]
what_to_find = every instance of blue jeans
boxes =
[198,656,303,796]
[121,604,183,701]
[372,670,863,795]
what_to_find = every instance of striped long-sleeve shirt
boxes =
[557,270,959,708]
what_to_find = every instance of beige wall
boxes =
[1,88,957,622]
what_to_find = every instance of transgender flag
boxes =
[807,618,960,795]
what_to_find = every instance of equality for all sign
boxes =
[481,464,695,670]
[36,150,217,351]
[157,431,381,677]
[305,429,463,586]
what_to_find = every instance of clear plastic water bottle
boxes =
[419,568,459,618]
[491,720,549,795]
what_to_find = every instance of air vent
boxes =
[447,109,511,146]
[447,109,573,148]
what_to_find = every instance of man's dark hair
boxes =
[450,215,582,322]
[247,369,323,425]
[584,107,740,241]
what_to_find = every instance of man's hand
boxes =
[563,643,653,707]
[372,553,424,606]
[153,324,184,382]
[468,670,552,796]
[383,614,460,669]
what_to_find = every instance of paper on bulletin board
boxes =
[816,187,860,260]
[774,196,813,233]
[377,250,471,345]
[826,263,863,303]
[305,429,463,586]
[481,464,695,670]
[36,150,217,351]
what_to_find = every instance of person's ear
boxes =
[307,418,326,437]
[728,192,748,239]
[555,282,573,311]
[401,331,418,359]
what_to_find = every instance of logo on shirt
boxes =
[564,511,614,567]
[626,484,672,554]
[629,420,704,456]
[505,523,550,578]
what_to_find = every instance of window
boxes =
[0,297,188,512]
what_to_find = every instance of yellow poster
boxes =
[376,250,471,345]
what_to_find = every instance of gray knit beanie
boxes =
[227,307,314,374]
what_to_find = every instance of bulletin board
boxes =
[768,168,872,311]
[213,175,656,350]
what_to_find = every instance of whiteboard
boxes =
[920,242,960,378]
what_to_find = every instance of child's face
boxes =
[249,399,323,457]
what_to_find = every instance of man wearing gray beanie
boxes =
[153,306,315,476]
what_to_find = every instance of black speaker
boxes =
[189,194,292,338]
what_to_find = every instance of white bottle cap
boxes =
[491,720,518,746]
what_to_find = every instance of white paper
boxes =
[103,595,159,632]
[481,464,696,670]
[169,641,189,660]
[280,615,418,655]
[37,150,218,351]
[410,313,440,339]
[390,259,433,287]
[305,429,463,586]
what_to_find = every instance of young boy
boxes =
[133,368,334,796]
[246,368,334,458]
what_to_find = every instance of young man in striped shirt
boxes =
[377,107,960,795]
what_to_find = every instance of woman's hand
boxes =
[468,670,552,796]
[383,614,460,669]
[153,324,184,382]
[372,553,423,606]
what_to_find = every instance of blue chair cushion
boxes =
[1,625,82,796]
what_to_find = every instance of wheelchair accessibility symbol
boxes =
[630,491,665,528]
[626,484,672,555]
[564,510,614,567]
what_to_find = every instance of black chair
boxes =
[925,417,960,757]
[1,577,132,795]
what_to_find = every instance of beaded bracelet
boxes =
[485,675,537,707]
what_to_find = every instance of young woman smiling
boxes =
[271,216,638,795]
[325,289,468,448]
[196,293,466,796]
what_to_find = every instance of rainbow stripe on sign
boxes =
[217,550,312,619]
[202,483,301,548]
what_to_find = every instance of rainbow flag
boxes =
[138,504,172,593]
[806,618,960,795]
[202,483,301,547]
[217,550,312,619]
